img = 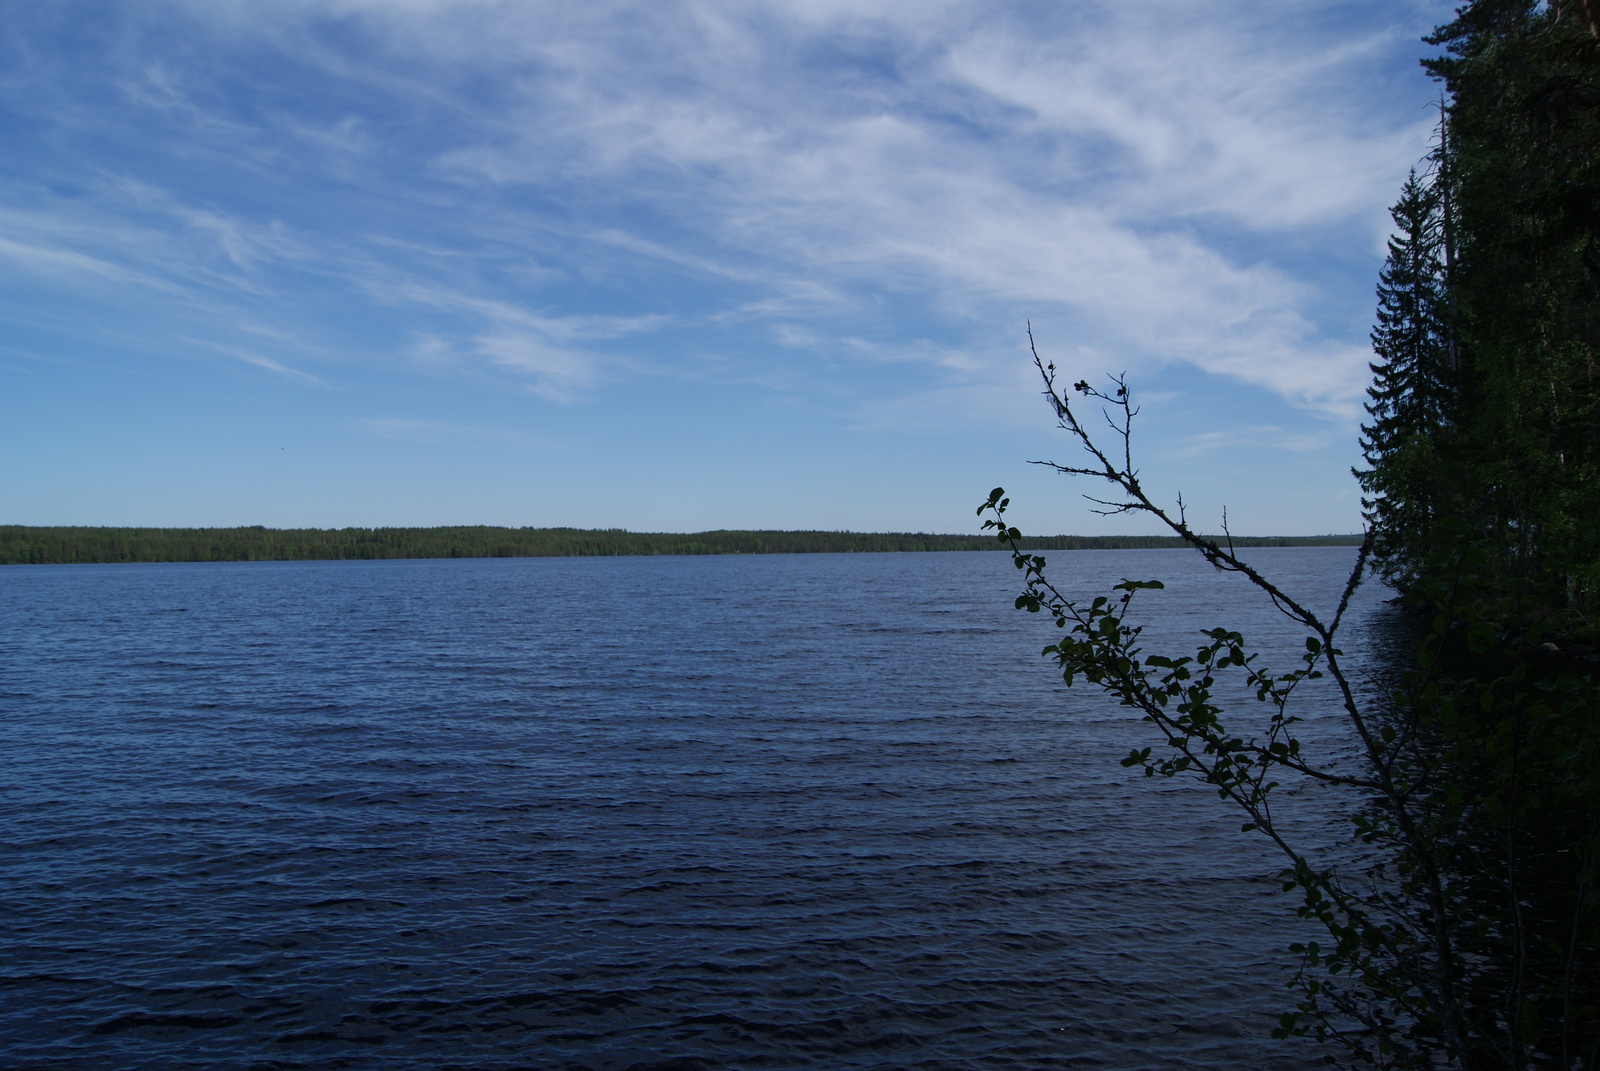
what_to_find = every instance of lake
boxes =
[0,548,1393,1070]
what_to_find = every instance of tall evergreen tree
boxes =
[1358,167,1452,589]
[1421,0,1600,614]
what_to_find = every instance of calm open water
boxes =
[0,548,1394,1070]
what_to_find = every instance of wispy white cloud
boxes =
[470,330,595,402]
[204,0,1422,416]
[403,327,594,402]
[0,0,1452,531]
[0,231,187,295]
[1164,425,1335,459]
[189,340,331,385]
[7,1,1443,419]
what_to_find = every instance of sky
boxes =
[0,0,1456,535]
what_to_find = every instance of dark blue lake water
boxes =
[0,548,1393,1070]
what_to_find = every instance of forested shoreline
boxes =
[1359,5,1600,631]
[1276,3,1600,1064]
[0,525,1361,565]
[980,6,1600,1067]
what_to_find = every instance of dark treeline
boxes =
[0,526,1362,565]
[1360,1,1600,623]
[1348,3,1600,1067]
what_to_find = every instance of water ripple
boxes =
[0,549,1390,1069]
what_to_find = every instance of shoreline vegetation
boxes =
[980,5,1600,1062]
[0,525,1364,565]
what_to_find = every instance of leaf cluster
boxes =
[984,335,1600,1068]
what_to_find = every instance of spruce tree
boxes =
[1423,0,1600,613]
[1357,167,1451,589]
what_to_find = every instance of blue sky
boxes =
[1,1,1453,535]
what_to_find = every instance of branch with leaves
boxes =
[981,334,1483,1067]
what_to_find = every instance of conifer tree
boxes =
[1422,0,1600,613]
[1357,167,1451,589]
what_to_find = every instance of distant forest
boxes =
[0,526,1363,565]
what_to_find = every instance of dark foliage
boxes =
[986,6,1600,1065]
[1361,11,1600,1060]
[1357,168,1455,591]
[1380,0,1600,622]
[0,526,1362,566]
